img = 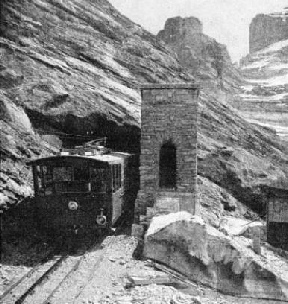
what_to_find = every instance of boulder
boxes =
[144,212,288,300]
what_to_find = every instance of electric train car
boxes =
[28,142,138,235]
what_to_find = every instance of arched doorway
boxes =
[159,141,176,189]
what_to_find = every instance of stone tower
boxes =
[135,83,200,224]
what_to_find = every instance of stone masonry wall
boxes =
[135,84,199,222]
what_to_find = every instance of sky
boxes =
[109,0,288,62]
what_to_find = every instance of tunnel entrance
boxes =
[159,142,176,189]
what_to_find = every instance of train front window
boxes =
[35,165,54,196]
[53,167,73,181]
[53,166,91,193]
[74,167,90,181]
[34,164,108,195]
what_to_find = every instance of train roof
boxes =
[27,140,134,166]
[27,152,128,166]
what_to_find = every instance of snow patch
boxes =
[239,93,288,101]
[263,73,288,87]
[146,212,204,237]
[245,74,288,87]
[268,63,288,70]
[245,78,266,84]
[259,39,288,54]
[242,59,269,70]
[241,84,254,91]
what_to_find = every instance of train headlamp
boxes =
[96,215,107,225]
[96,208,107,226]
[68,201,78,211]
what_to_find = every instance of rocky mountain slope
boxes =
[0,0,193,207]
[233,13,288,141]
[157,16,242,91]
[1,0,288,219]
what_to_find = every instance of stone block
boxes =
[155,195,180,213]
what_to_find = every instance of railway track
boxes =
[0,253,67,304]
[42,224,127,303]
[0,223,126,304]
[0,233,97,304]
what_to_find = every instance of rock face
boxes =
[197,176,259,228]
[157,16,242,91]
[144,212,288,300]
[0,0,193,207]
[0,0,192,143]
[2,1,288,217]
[238,10,288,140]
[234,38,288,141]
[249,12,288,53]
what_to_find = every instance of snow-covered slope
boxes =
[233,39,288,140]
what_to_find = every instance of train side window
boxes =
[116,164,121,189]
[112,165,116,192]
[90,168,106,192]
[119,165,122,188]
[42,166,53,195]
[36,166,43,191]
[112,164,122,193]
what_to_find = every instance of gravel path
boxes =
[1,234,288,304]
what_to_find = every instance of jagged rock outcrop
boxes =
[157,16,203,40]
[144,212,288,300]
[157,16,242,91]
[250,10,288,53]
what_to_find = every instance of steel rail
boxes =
[15,255,67,304]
